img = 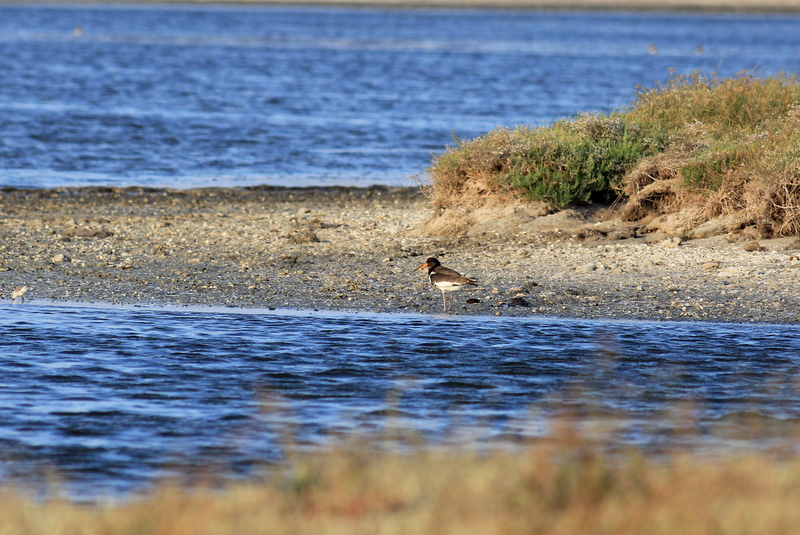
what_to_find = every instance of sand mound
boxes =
[413,197,644,242]
[412,198,552,238]
[416,139,800,242]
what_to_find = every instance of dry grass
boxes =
[3,438,800,535]
[621,72,800,236]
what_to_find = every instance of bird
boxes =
[11,285,29,304]
[416,257,477,311]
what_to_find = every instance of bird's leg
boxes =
[441,290,448,311]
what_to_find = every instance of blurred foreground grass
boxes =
[3,433,800,535]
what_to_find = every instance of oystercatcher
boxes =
[416,257,477,311]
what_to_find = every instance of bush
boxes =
[426,71,800,236]
[428,114,662,210]
[623,72,800,235]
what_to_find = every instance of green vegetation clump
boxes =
[429,114,662,209]
[427,72,800,236]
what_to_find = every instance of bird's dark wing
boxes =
[431,267,477,286]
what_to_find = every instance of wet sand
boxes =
[2,186,800,323]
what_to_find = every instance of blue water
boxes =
[0,5,799,188]
[2,302,800,498]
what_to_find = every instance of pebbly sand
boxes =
[2,185,800,323]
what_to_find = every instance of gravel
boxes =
[2,185,800,323]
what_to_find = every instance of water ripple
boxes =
[1,6,799,188]
[2,303,800,496]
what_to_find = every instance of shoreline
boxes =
[14,298,800,328]
[2,185,800,324]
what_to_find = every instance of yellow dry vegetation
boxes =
[3,440,800,535]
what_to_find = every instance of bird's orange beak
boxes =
[416,261,431,271]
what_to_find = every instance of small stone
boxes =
[576,263,597,272]
[520,280,539,292]
[72,228,96,238]
[608,229,636,240]
[743,241,764,252]
[63,227,112,239]
[51,253,70,263]
[658,236,682,248]
[644,232,671,243]
[702,262,721,270]
[725,230,745,243]
[285,228,319,244]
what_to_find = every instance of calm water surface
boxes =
[0,5,798,187]
[2,303,800,498]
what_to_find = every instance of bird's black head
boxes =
[416,257,441,271]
